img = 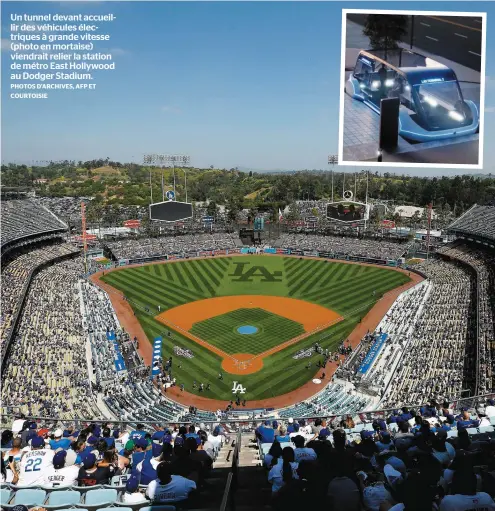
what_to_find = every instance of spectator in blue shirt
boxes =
[287,419,296,434]
[130,424,147,441]
[256,421,275,443]
[50,429,72,450]
[102,428,115,449]
[275,425,291,443]
[456,410,480,431]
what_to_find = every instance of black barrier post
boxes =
[379,97,400,154]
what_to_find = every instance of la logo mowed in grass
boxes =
[229,261,283,282]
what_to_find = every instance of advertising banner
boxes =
[118,260,128,267]
[317,251,333,259]
[168,255,176,260]
[290,249,304,256]
[387,260,398,267]
[216,250,227,255]
[264,248,276,254]
[124,219,141,228]
[151,337,163,379]
[229,248,241,254]
[200,251,212,257]
[303,250,319,257]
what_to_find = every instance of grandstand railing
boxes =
[2,392,494,430]
[1,247,81,372]
[220,430,241,511]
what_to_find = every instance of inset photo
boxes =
[339,10,486,168]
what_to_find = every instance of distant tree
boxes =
[285,203,300,222]
[249,171,253,178]
[206,201,217,217]
[363,14,408,54]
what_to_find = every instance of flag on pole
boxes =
[278,208,283,221]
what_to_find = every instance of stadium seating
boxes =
[106,233,238,260]
[1,199,67,248]
[277,233,411,260]
[448,204,495,242]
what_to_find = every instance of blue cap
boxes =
[381,431,391,438]
[361,431,374,439]
[135,437,148,449]
[152,442,162,457]
[488,399,494,406]
[29,423,37,430]
[87,436,99,445]
[31,436,44,448]
[53,450,67,469]
[174,436,184,446]
[264,420,270,426]
[272,421,278,428]
[113,430,120,439]
[83,453,96,469]
[126,475,140,493]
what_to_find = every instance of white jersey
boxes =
[44,465,80,488]
[19,449,55,486]
[439,493,495,511]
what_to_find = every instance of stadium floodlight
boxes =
[327,154,338,203]
[143,154,191,203]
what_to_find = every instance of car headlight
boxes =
[385,79,395,87]
[371,80,381,89]
[449,110,464,122]
[424,96,438,107]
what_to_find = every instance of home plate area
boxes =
[156,295,343,375]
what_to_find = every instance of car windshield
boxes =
[414,80,462,112]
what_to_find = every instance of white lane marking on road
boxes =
[469,51,482,57]
[420,22,431,27]
[425,36,439,42]
[455,33,468,39]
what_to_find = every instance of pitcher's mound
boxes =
[222,353,263,375]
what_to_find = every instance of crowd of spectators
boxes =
[277,233,411,260]
[255,399,495,510]
[336,282,431,399]
[1,200,67,247]
[382,260,477,408]
[1,258,96,419]
[106,232,239,260]
[448,204,495,242]
[0,242,79,362]
[0,419,230,508]
[438,244,495,396]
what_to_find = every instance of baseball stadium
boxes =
[0,165,494,510]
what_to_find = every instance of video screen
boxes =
[326,201,368,222]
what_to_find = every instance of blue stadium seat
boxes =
[44,489,81,509]
[10,488,47,507]
[83,488,118,510]
[0,488,12,506]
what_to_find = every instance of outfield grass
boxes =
[190,308,304,355]
[101,255,410,401]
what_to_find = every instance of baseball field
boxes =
[100,255,410,401]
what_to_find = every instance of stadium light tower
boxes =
[328,154,338,203]
[163,155,191,201]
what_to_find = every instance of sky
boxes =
[1,0,495,176]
